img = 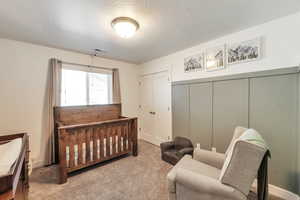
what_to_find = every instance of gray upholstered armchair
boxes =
[160,137,194,165]
[167,128,269,200]
[194,126,247,169]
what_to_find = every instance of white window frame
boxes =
[61,63,113,106]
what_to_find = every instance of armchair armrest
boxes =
[160,141,175,152]
[178,147,194,156]
[193,149,225,169]
[176,168,244,200]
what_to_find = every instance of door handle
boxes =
[149,111,156,115]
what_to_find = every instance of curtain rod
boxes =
[59,60,115,71]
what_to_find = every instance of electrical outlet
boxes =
[212,147,217,152]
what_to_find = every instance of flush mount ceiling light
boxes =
[111,17,139,38]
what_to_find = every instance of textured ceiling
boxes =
[0,0,300,63]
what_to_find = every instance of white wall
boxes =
[140,12,300,151]
[140,11,300,194]
[0,39,139,167]
[141,12,300,81]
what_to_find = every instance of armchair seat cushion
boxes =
[167,155,220,193]
[162,150,181,165]
[193,148,226,169]
[176,168,246,200]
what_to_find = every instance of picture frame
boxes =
[227,37,261,65]
[184,53,204,73]
[205,45,226,71]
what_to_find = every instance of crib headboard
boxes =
[54,104,122,125]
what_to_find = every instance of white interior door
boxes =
[140,75,155,143]
[140,71,171,146]
[152,72,172,144]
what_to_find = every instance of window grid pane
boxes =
[61,68,112,106]
[88,72,109,105]
[61,69,87,106]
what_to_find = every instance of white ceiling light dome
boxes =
[111,17,140,38]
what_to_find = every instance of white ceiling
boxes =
[1,0,300,64]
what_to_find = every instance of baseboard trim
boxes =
[140,132,165,146]
[268,184,299,200]
[252,182,299,200]
[32,159,44,169]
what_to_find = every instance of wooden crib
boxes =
[54,104,138,184]
[0,133,29,200]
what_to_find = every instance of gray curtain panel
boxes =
[112,68,121,104]
[47,58,62,165]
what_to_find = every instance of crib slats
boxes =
[122,124,126,151]
[122,123,126,152]
[59,118,137,180]
[69,130,75,168]
[106,126,111,157]
[112,126,116,155]
[117,125,122,154]
[86,128,91,163]
[128,122,132,152]
[77,129,83,165]
[93,127,98,161]
[126,123,130,151]
[100,127,105,159]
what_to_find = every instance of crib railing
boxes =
[57,117,137,184]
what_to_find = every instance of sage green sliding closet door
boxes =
[213,79,249,153]
[172,85,189,138]
[189,83,212,150]
[249,74,298,193]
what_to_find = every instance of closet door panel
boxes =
[249,74,298,193]
[213,79,249,153]
[172,85,189,138]
[189,83,212,150]
[153,72,171,143]
[140,75,154,141]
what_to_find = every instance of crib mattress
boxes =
[0,138,22,176]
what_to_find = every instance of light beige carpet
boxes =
[29,140,282,200]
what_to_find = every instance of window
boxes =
[61,66,112,106]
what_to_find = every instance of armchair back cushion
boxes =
[225,126,247,157]
[174,137,193,150]
[219,129,267,196]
